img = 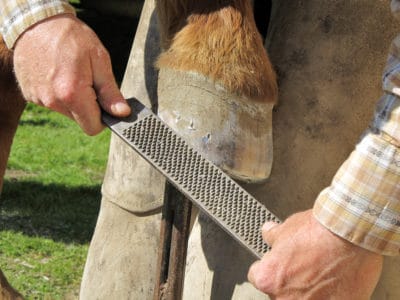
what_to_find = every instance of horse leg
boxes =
[0,36,26,300]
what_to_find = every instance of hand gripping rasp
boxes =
[101,98,280,259]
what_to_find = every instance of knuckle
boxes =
[96,47,111,60]
[259,260,283,294]
[38,95,59,112]
[55,79,78,104]
[250,260,280,295]
[94,46,111,62]
[34,91,54,108]
[254,275,275,294]
[45,98,59,111]
[85,125,103,136]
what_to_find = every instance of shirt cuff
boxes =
[313,132,400,256]
[0,0,76,49]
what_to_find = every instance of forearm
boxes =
[313,129,400,256]
[0,0,75,48]
[313,33,400,256]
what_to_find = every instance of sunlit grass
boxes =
[0,232,87,299]
[1,3,139,297]
[1,104,110,298]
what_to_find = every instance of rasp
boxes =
[101,98,280,259]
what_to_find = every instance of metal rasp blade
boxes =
[101,98,280,259]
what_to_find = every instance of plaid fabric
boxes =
[0,0,75,48]
[314,1,400,256]
[314,132,400,256]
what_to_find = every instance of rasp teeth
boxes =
[103,99,280,259]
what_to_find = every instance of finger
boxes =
[30,95,75,121]
[34,80,103,135]
[247,255,275,295]
[247,260,260,286]
[262,221,280,246]
[90,46,131,117]
[69,87,105,135]
[48,102,74,121]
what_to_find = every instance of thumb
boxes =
[91,46,131,117]
[262,221,280,247]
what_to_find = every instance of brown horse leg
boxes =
[0,36,26,300]
[0,270,24,300]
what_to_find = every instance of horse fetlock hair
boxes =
[155,0,277,102]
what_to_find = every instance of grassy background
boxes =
[0,3,140,299]
[0,104,109,298]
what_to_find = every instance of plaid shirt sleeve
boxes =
[0,0,76,49]
[313,1,400,256]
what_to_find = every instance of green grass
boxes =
[0,103,111,299]
[0,4,138,298]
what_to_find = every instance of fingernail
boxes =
[114,102,131,115]
[262,222,277,232]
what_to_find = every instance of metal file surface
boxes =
[102,98,280,258]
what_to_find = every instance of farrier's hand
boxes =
[13,14,131,135]
[248,210,383,300]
